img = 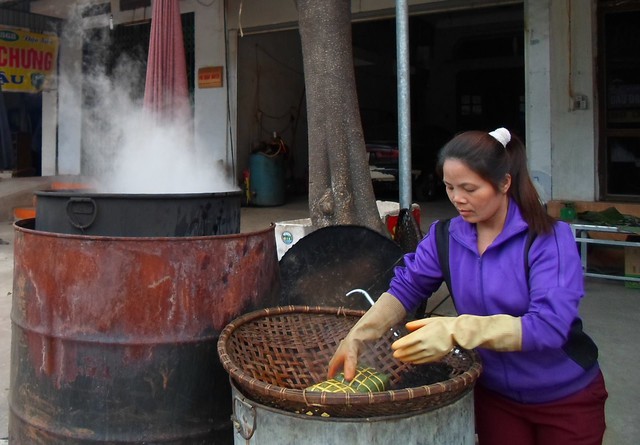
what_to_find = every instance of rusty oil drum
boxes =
[9,220,280,444]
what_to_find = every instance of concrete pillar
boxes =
[524,0,553,202]
[188,0,234,176]
[548,0,597,201]
[40,88,57,176]
[525,0,597,202]
[55,33,83,175]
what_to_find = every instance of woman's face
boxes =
[442,158,511,227]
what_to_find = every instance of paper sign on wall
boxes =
[198,66,223,88]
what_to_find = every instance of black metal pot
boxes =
[34,189,242,237]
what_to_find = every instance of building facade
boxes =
[1,0,637,206]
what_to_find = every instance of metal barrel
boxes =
[248,152,285,206]
[230,381,475,445]
[9,220,280,444]
[34,190,243,237]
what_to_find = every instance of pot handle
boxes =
[232,394,256,440]
[66,197,98,230]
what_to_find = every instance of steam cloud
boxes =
[58,6,237,194]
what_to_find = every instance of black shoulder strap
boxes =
[414,219,452,318]
[436,218,453,301]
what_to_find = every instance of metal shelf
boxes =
[570,223,640,283]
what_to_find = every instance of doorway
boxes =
[235,3,525,197]
[598,2,640,200]
[0,91,42,176]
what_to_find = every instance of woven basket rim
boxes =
[217,305,482,407]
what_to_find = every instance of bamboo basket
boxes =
[217,305,482,418]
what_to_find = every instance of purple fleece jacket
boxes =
[388,199,599,404]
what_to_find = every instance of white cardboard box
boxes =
[274,201,421,260]
[275,218,315,260]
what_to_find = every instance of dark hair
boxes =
[436,130,554,235]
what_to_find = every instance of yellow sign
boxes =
[0,28,58,93]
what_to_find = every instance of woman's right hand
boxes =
[326,292,408,381]
[327,336,363,381]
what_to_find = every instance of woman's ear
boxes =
[501,174,512,194]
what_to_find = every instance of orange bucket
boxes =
[51,181,91,191]
[13,207,36,221]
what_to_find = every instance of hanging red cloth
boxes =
[143,0,190,124]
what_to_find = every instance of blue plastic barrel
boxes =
[249,152,285,206]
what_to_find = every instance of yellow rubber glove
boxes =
[328,292,406,381]
[391,314,522,364]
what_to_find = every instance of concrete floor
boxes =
[0,178,638,443]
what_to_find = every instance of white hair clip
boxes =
[488,127,511,148]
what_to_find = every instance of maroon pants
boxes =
[474,371,608,445]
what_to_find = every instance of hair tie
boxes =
[488,127,511,148]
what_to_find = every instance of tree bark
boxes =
[298,0,387,234]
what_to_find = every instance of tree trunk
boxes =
[298,0,387,235]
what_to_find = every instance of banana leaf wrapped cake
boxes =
[306,367,390,394]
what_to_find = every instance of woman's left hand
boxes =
[392,314,522,364]
[391,318,456,364]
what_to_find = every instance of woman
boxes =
[328,128,608,445]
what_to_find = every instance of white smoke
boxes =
[58,6,238,194]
